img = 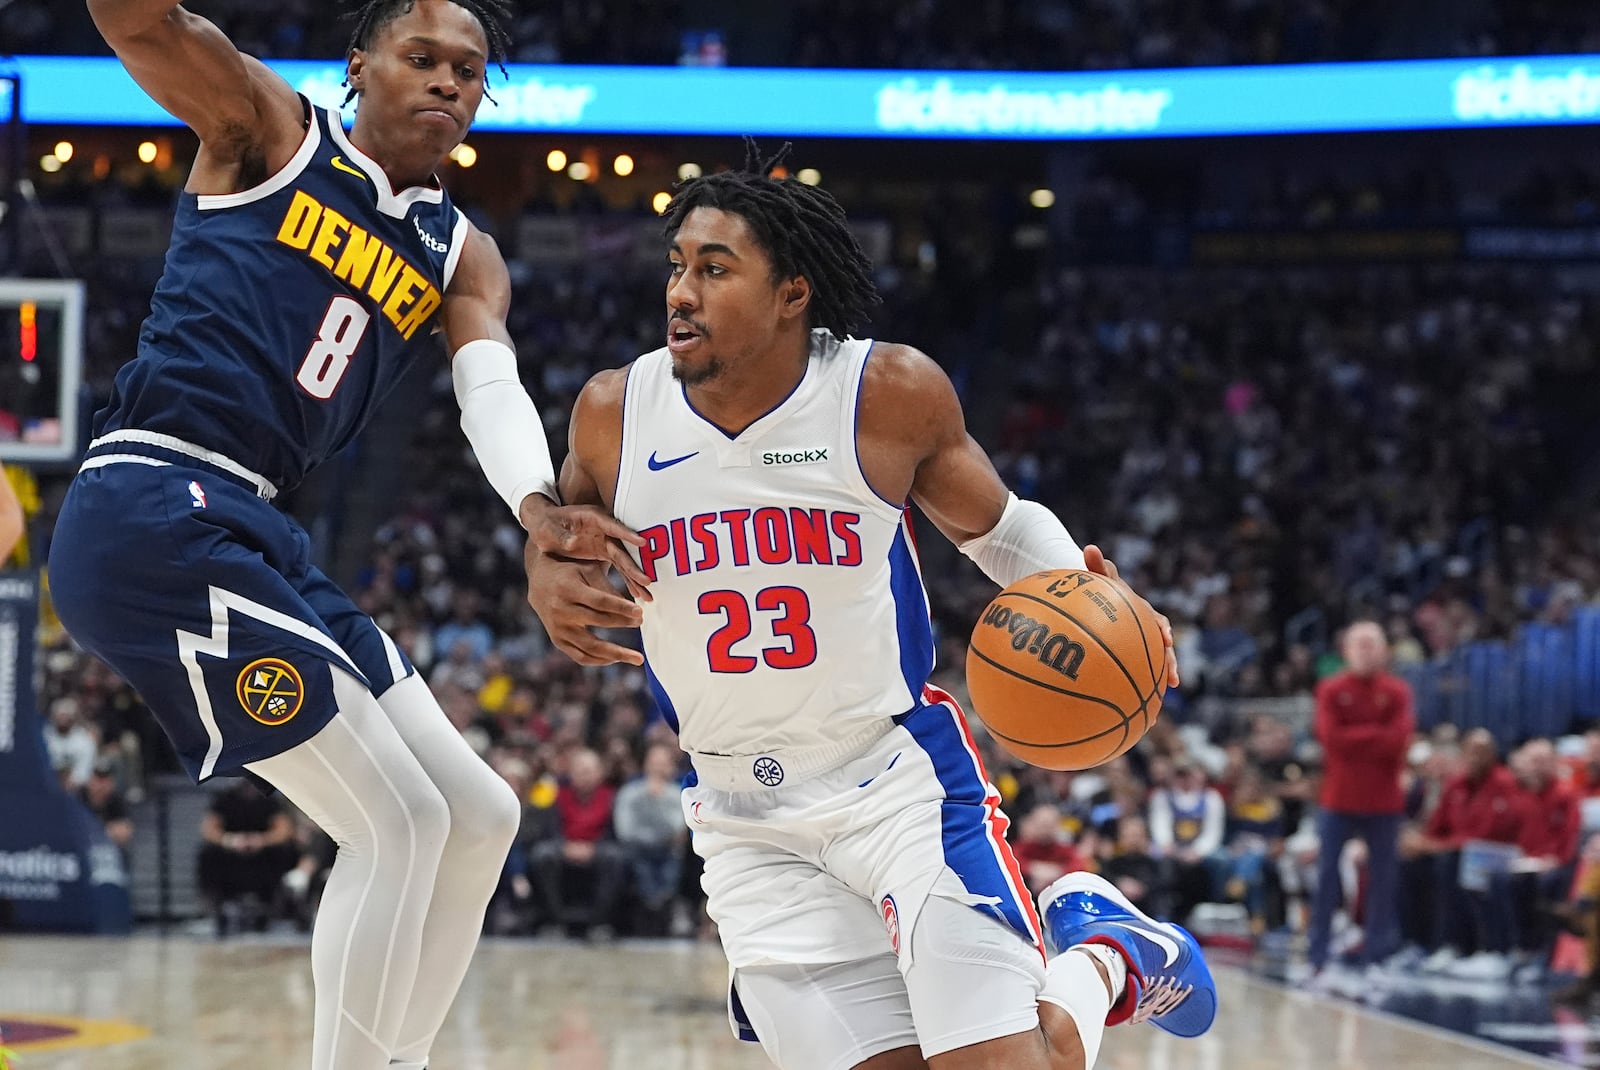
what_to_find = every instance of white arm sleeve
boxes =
[957,492,1085,587]
[452,339,558,521]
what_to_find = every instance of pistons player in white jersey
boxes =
[531,143,1218,1070]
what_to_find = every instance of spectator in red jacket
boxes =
[1495,739,1581,977]
[1308,621,1414,972]
[531,748,626,938]
[1011,804,1090,897]
[1402,727,1522,971]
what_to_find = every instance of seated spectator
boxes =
[1098,815,1163,917]
[198,779,299,937]
[613,743,689,935]
[78,756,133,854]
[43,697,98,792]
[1492,739,1580,980]
[488,756,557,936]
[1148,758,1225,923]
[1400,728,1524,973]
[1208,764,1284,935]
[1011,804,1090,898]
[433,590,494,667]
[1554,833,1600,1006]
[281,818,336,934]
[531,748,626,939]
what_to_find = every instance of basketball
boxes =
[965,569,1168,771]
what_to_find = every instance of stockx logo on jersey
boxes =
[275,190,442,340]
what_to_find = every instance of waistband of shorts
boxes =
[80,430,278,501]
[688,719,895,792]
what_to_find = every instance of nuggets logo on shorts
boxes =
[236,658,305,726]
[881,895,900,954]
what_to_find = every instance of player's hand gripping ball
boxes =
[966,569,1169,771]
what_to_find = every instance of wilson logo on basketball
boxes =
[978,604,1087,680]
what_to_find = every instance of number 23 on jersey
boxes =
[699,586,817,672]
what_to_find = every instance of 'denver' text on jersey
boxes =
[93,98,466,492]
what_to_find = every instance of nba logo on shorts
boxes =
[881,895,900,954]
[188,480,207,509]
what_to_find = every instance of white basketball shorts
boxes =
[683,687,1047,1065]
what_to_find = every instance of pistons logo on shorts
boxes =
[882,895,901,955]
[236,658,305,726]
[752,756,784,787]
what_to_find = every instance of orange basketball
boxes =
[965,569,1168,771]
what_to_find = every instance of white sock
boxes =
[1072,942,1128,1002]
[1039,946,1120,1069]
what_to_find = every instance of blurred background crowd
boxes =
[5,0,1600,1011]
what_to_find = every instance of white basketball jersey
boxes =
[614,330,935,758]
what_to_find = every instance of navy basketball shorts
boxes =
[49,461,414,781]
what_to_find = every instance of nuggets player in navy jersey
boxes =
[529,143,1218,1070]
[47,3,647,1068]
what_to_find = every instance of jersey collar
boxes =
[327,115,445,220]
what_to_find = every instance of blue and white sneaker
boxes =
[1038,872,1218,1038]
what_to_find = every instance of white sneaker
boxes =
[1448,952,1511,980]
[1421,947,1459,973]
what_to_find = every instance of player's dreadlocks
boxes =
[663,138,882,341]
[341,0,513,105]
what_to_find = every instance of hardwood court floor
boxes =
[0,934,1559,1070]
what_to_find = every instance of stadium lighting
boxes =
[652,191,671,214]
[677,162,702,181]
[613,153,635,176]
[568,161,593,181]
[797,168,821,186]
[1029,188,1056,209]
[546,149,568,171]
[137,141,158,164]
[39,154,62,173]
[53,141,74,163]
[450,144,479,168]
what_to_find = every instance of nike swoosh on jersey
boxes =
[331,156,368,181]
[647,450,699,471]
[1103,921,1181,967]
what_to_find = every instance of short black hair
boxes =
[662,138,881,341]
[341,0,513,106]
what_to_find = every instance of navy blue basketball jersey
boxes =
[94,99,465,492]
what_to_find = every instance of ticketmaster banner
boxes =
[9,55,1600,139]
[0,571,130,932]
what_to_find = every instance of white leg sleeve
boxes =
[376,675,522,1066]
[247,670,452,1070]
[1039,949,1116,1070]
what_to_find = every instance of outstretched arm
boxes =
[88,1,304,189]
[859,343,1178,687]
[523,369,648,666]
[441,226,648,593]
